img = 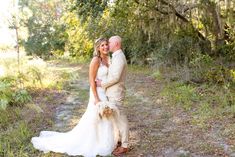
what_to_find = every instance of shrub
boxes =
[25,67,43,87]
[0,76,32,110]
[205,65,233,85]
[189,53,214,83]
[0,78,15,110]
[217,42,235,61]
[13,89,32,106]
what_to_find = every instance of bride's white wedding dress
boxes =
[31,64,119,157]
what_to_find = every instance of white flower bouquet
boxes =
[97,101,120,119]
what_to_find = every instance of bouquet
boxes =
[97,101,120,119]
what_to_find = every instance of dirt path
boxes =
[45,62,234,157]
[124,69,235,157]
[49,63,90,133]
[53,63,189,157]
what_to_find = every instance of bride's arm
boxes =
[89,57,100,105]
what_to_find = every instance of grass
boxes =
[128,64,152,74]
[0,107,21,129]
[78,88,89,102]
[0,109,37,156]
[0,100,56,156]
[1,55,234,156]
[161,82,200,110]
[160,77,235,128]
[152,69,163,80]
[154,69,235,154]
[0,56,80,156]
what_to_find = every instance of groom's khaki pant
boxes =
[109,98,129,148]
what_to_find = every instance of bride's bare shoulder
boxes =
[90,56,100,66]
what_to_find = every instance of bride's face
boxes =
[99,41,109,55]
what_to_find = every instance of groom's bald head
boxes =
[109,35,122,43]
[109,35,122,53]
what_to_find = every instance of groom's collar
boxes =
[112,49,122,57]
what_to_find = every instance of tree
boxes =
[19,0,67,58]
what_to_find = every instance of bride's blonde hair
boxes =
[94,37,108,57]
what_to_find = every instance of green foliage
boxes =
[0,77,16,110]
[191,102,213,128]
[0,121,34,156]
[0,107,21,130]
[205,65,234,85]
[162,83,200,110]
[13,89,32,106]
[18,0,234,86]
[163,36,200,65]
[0,76,32,110]
[25,67,43,87]
[217,42,235,61]
[189,53,214,82]
[73,0,108,20]
[20,0,68,58]
[63,12,93,59]
[152,70,162,80]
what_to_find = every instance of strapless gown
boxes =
[31,64,119,157]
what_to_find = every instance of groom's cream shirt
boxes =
[101,49,127,102]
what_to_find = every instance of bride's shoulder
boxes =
[90,56,101,66]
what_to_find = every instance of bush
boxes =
[13,89,32,106]
[217,42,235,61]
[189,53,214,83]
[0,76,32,110]
[0,77,15,110]
[25,67,43,87]
[205,65,234,85]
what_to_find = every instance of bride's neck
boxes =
[100,54,108,60]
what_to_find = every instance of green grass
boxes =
[152,70,163,80]
[0,57,82,156]
[161,79,235,129]
[128,64,152,74]
[0,111,34,156]
[191,102,213,129]
[161,82,200,110]
[0,107,21,130]
[0,102,57,156]
[78,89,89,102]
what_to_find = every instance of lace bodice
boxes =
[96,63,108,81]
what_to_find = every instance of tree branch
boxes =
[176,4,198,14]
[133,0,140,4]
[158,0,206,40]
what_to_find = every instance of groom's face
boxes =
[108,39,115,53]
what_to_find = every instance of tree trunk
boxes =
[15,26,20,69]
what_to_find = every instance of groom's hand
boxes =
[96,79,102,87]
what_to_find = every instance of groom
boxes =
[96,35,129,156]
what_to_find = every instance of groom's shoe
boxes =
[117,141,122,147]
[112,141,122,153]
[112,147,128,156]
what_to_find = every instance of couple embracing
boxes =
[31,36,129,157]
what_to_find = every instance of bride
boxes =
[31,38,119,157]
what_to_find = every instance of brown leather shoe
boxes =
[113,141,122,153]
[112,147,128,156]
[117,141,122,147]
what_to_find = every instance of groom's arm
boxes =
[101,57,125,89]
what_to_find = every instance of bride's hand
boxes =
[95,98,101,105]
